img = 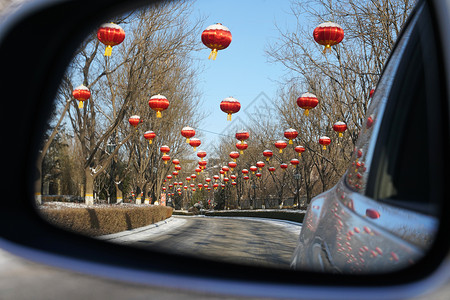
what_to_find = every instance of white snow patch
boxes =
[96,217,187,244]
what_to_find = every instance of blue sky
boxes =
[189,0,298,151]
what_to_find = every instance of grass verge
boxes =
[39,204,173,236]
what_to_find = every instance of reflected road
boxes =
[110,216,302,268]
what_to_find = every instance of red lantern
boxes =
[256,161,265,170]
[219,170,225,175]
[275,140,288,153]
[190,183,195,188]
[230,174,236,181]
[195,168,202,174]
[369,89,375,98]
[128,115,140,129]
[189,138,201,151]
[72,85,91,109]
[220,97,240,121]
[263,150,273,161]
[280,163,288,170]
[231,182,237,186]
[162,155,171,164]
[333,121,347,137]
[229,151,240,162]
[297,92,319,116]
[284,128,298,144]
[213,183,219,189]
[198,160,207,168]
[143,131,156,144]
[172,159,180,165]
[213,175,220,181]
[236,130,250,144]
[319,136,331,150]
[97,23,125,56]
[236,141,248,154]
[269,167,276,172]
[191,174,197,180]
[243,176,249,180]
[162,187,166,191]
[201,23,232,60]
[186,177,191,182]
[290,159,300,166]
[223,177,229,183]
[197,150,207,161]
[205,178,212,183]
[295,146,306,157]
[148,94,169,118]
[198,183,203,190]
[183,186,188,190]
[313,22,344,54]
[255,173,262,179]
[228,161,237,171]
[242,169,249,175]
[175,165,182,171]
[249,166,258,174]
[172,171,179,177]
[166,175,173,180]
[222,166,230,173]
[181,126,195,143]
[160,145,170,155]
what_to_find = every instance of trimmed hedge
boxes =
[205,209,305,223]
[39,205,173,236]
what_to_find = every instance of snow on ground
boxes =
[97,217,187,244]
[38,201,155,210]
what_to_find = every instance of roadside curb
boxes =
[98,217,175,240]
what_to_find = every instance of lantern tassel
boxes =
[227,113,232,121]
[104,46,113,56]
[149,140,152,144]
[323,45,332,54]
[298,153,302,157]
[156,111,162,118]
[79,101,84,109]
[323,145,327,150]
[279,149,283,154]
[164,161,167,165]
[193,147,197,151]
[289,139,293,144]
[266,157,270,162]
[208,49,218,60]
[186,138,190,143]
[240,150,243,154]
[339,132,343,138]
[304,109,310,116]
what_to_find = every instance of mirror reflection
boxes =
[36,0,439,273]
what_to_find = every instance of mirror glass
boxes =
[36,0,439,273]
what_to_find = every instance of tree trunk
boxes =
[115,181,123,204]
[85,168,94,205]
[34,153,43,205]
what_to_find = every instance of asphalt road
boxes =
[102,216,302,269]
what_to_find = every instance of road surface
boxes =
[100,216,302,269]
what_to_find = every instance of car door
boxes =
[291,1,446,274]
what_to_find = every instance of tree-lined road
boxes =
[103,216,302,268]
